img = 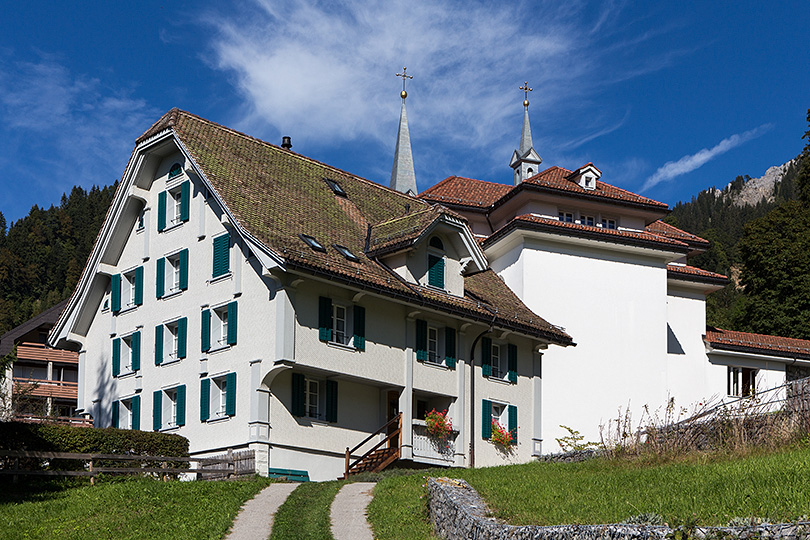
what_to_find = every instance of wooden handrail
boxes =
[344,412,401,478]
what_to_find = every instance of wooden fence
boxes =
[0,449,255,483]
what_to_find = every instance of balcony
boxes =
[16,342,78,364]
[412,420,458,465]
[13,378,78,400]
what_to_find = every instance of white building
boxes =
[420,100,810,450]
[49,109,574,480]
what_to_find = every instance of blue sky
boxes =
[1,1,808,224]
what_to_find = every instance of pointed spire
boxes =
[510,81,542,185]
[390,68,417,195]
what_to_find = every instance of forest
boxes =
[0,184,117,337]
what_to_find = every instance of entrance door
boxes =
[387,390,400,449]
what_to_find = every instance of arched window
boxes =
[427,236,445,289]
[168,163,183,180]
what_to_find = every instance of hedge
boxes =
[0,422,189,457]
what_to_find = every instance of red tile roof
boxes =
[421,166,669,212]
[139,109,572,346]
[705,327,810,361]
[646,221,710,250]
[667,264,728,285]
[483,214,690,253]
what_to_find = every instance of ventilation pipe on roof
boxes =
[281,136,292,149]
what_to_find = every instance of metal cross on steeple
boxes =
[520,81,533,107]
[396,67,413,99]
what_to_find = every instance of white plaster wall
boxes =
[493,236,671,451]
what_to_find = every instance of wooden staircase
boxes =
[343,413,401,478]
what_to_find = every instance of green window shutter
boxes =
[180,180,190,222]
[131,396,141,431]
[325,380,338,422]
[156,257,165,298]
[445,327,456,369]
[225,372,237,416]
[318,297,332,341]
[508,405,517,444]
[154,324,163,365]
[176,385,186,426]
[508,344,518,383]
[482,399,492,439]
[212,233,230,278]
[112,400,120,428]
[158,191,167,232]
[111,274,121,313]
[353,305,365,350]
[291,373,306,417]
[131,331,141,371]
[153,390,162,431]
[428,255,445,288]
[415,319,427,361]
[112,338,121,376]
[200,378,210,422]
[201,309,211,352]
[179,249,189,290]
[177,317,188,359]
[134,266,144,306]
[226,302,238,345]
[481,337,492,377]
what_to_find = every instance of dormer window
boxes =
[299,234,326,252]
[558,212,574,223]
[427,236,445,289]
[573,164,601,190]
[168,163,183,180]
[580,215,595,227]
[584,175,593,188]
[601,218,617,230]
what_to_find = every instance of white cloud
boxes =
[641,125,773,192]
[204,0,675,158]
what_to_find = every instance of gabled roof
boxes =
[56,109,572,347]
[705,327,810,361]
[667,264,728,286]
[420,165,669,212]
[483,214,690,253]
[646,220,710,251]
[0,300,68,357]
[366,204,472,257]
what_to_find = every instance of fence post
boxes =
[227,448,234,479]
[89,459,95,486]
[162,461,168,482]
[344,447,350,479]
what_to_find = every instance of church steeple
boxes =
[390,67,417,196]
[510,81,542,185]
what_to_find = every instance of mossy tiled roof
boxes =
[144,109,571,345]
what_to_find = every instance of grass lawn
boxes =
[270,480,341,540]
[368,446,810,539]
[0,476,275,540]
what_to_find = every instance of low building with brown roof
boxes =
[50,109,573,480]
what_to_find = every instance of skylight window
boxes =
[299,234,326,252]
[334,244,359,262]
[324,178,347,197]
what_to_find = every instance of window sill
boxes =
[487,376,513,385]
[423,360,449,370]
[115,305,139,316]
[208,344,232,355]
[207,415,231,424]
[161,289,184,301]
[161,221,185,234]
[159,358,182,367]
[160,425,180,433]
[327,341,357,352]
[209,272,232,285]
[117,370,137,380]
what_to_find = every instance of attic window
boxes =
[168,163,183,180]
[299,234,326,252]
[334,244,359,262]
[429,237,444,250]
[324,178,347,197]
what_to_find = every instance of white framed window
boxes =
[427,326,445,365]
[332,304,348,345]
[214,305,229,347]
[600,218,617,229]
[166,320,180,362]
[728,367,757,397]
[120,334,134,373]
[166,252,181,294]
[305,379,320,418]
[558,211,574,223]
[120,398,134,429]
[114,395,140,430]
[580,215,595,227]
[168,185,184,227]
[491,401,506,427]
[122,269,138,309]
[214,376,229,417]
[165,387,179,427]
[136,209,145,231]
[102,283,111,312]
[490,343,504,378]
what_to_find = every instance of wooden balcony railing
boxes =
[15,343,78,364]
[13,378,79,400]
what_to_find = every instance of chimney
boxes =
[281,136,292,149]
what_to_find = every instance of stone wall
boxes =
[427,477,810,540]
